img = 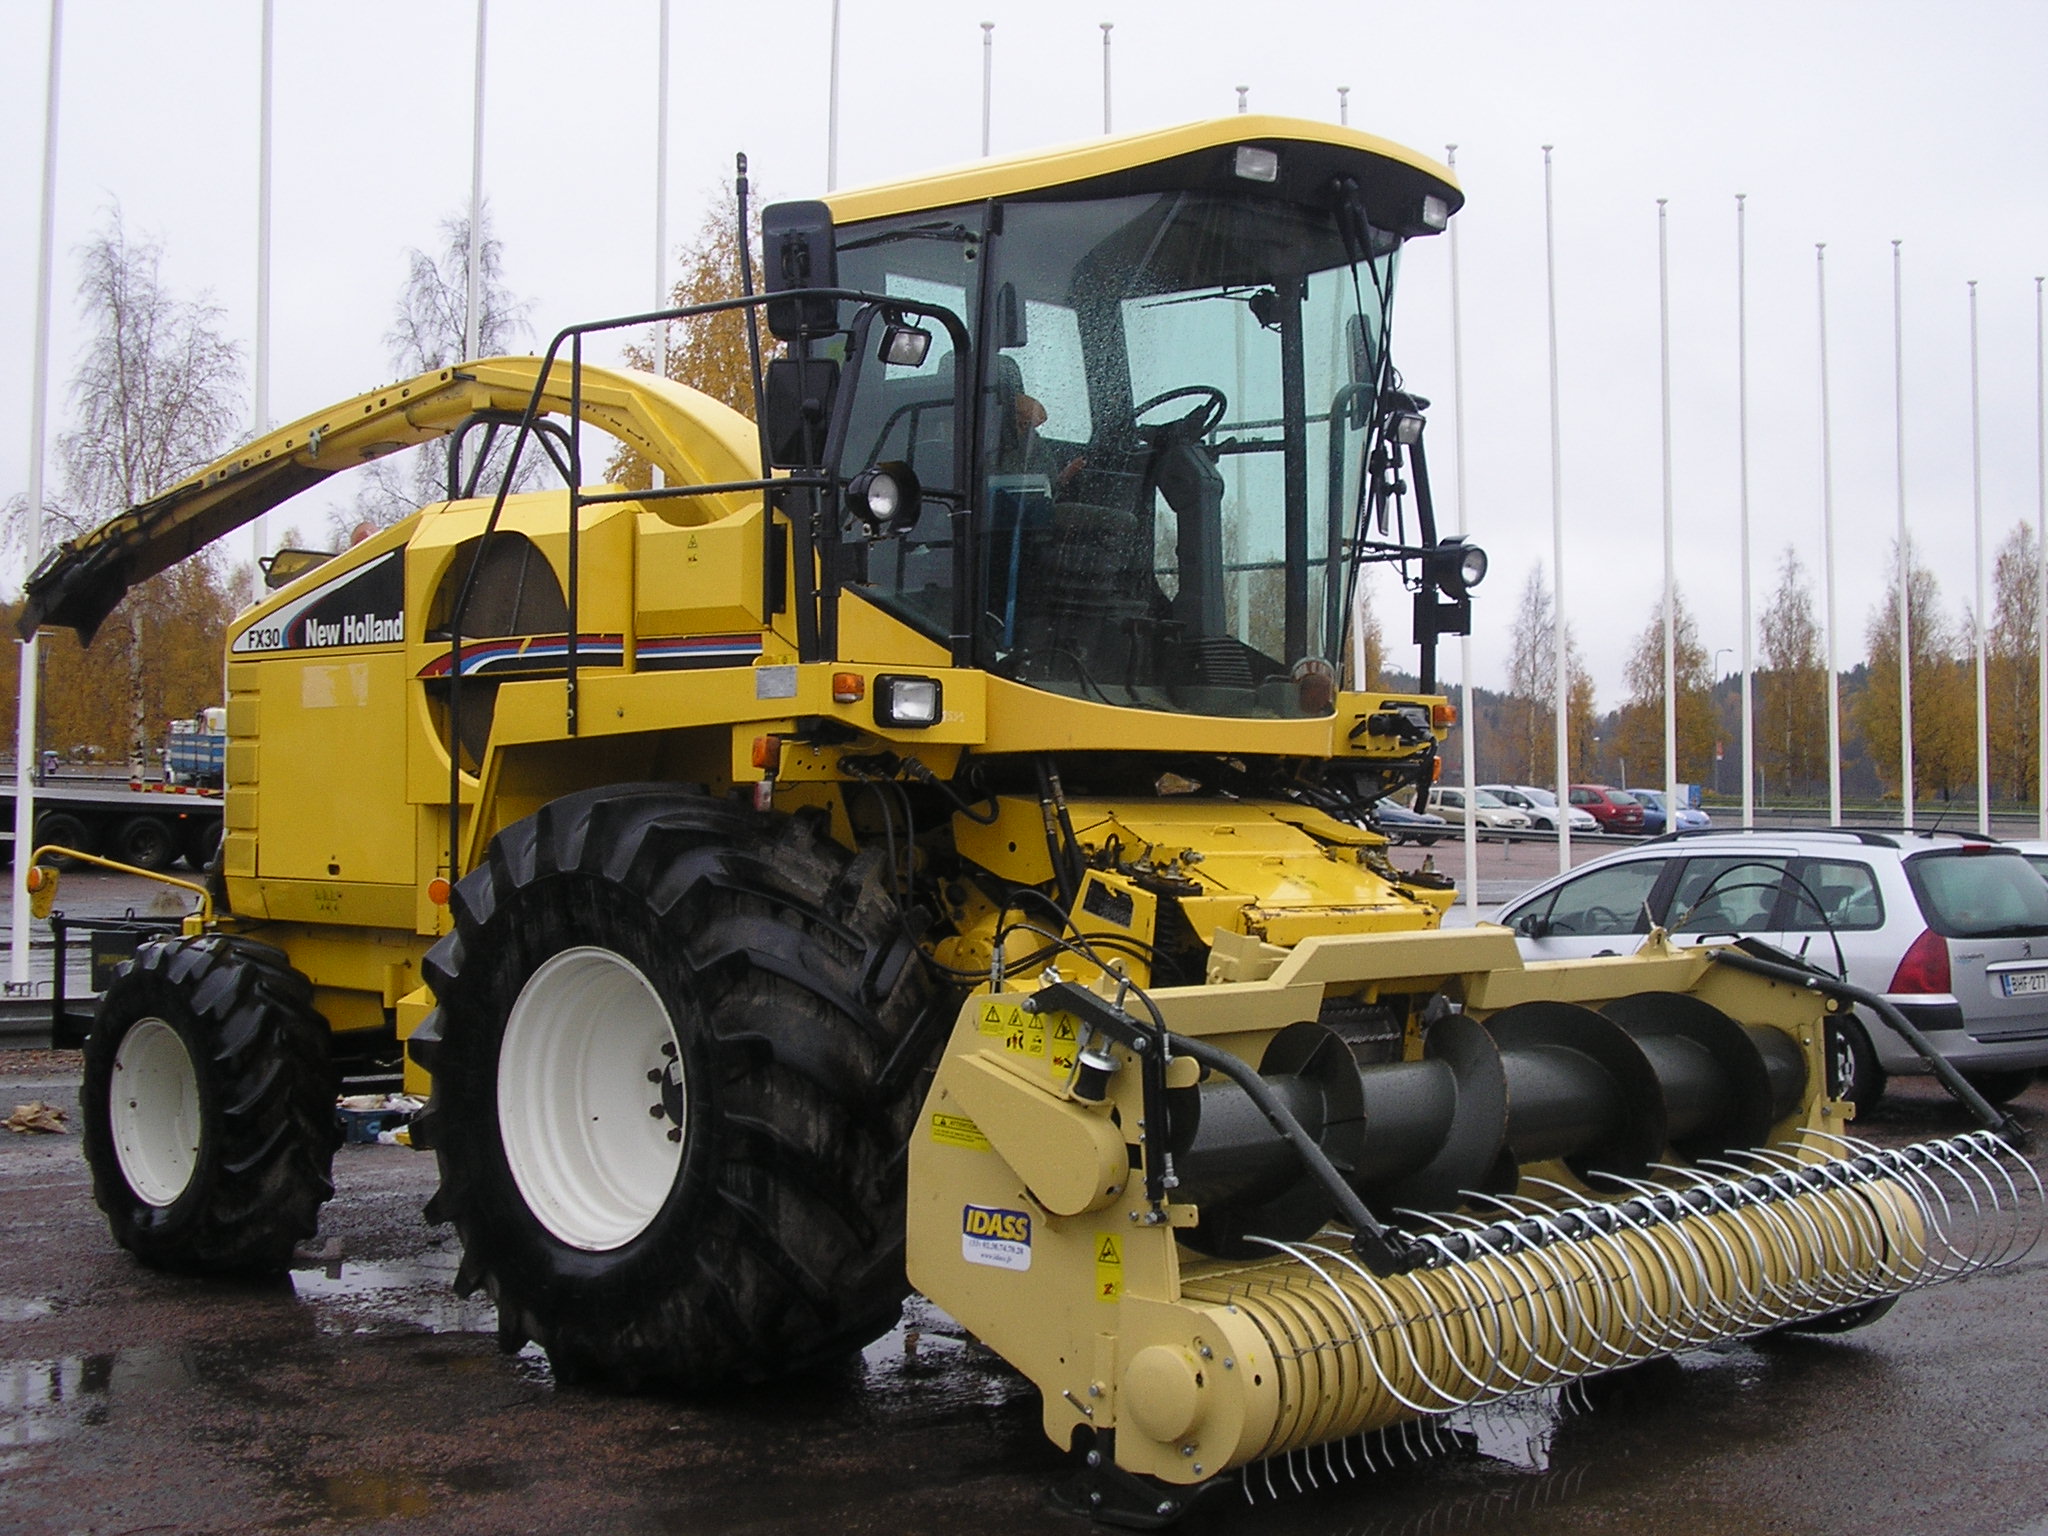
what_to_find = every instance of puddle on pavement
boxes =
[288,1245,497,1337]
[854,1293,1035,1421]
[0,1347,176,1464]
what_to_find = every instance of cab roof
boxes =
[824,114,1461,233]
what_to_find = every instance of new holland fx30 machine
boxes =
[22,118,2039,1523]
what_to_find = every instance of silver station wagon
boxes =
[1493,828,2048,1111]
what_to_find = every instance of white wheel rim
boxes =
[110,1017,201,1207]
[498,946,686,1252]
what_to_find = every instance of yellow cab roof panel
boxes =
[824,114,1461,227]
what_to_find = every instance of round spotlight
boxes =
[1432,536,1488,597]
[846,460,920,536]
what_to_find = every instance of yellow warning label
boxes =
[1048,1012,1079,1077]
[1094,1233,1123,1302]
[988,1000,1044,1058]
[929,1113,992,1151]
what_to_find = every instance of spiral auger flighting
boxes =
[906,927,2043,1524]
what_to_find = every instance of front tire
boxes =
[413,786,946,1391]
[80,936,337,1273]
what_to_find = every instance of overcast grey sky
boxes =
[1,0,2043,709]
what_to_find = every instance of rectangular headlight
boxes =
[1420,194,1450,231]
[1234,146,1279,183]
[875,674,942,728]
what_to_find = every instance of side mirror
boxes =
[762,200,839,341]
[1514,911,1549,940]
[762,358,840,469]
[996,282,1029,350]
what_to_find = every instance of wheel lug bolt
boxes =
[666,1128,681,1142]
[647,1068,663,1083]
[648,1104,665,1118]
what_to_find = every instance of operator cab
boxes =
[779,117,1474,720]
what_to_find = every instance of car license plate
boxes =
[2000,970,2048,998]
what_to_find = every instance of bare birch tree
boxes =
[51,210,245,770]
[1987,522,2041,802]
[1501,562,1596,784]
[349,203,535,532]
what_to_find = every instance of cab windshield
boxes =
[979,191,1396,718]
[832,189,1400,719]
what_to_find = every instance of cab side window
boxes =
[1518,860,1663,938]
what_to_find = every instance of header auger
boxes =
[21,115,2039,1522]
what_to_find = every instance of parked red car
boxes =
[1568,783,1646,832]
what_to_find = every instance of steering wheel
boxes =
[1580,906,1624,932]
[1132,384,1228,436]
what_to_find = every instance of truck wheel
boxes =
[181,819,224,871]
[80,935,337,1273]
[33,810,92,869]
[116,815,177,872]
[415,786,945,1391]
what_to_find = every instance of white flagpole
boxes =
[12,0,63,992]
[1737,195,1754,828]
[1894,241,1914,826]
[1658,199,1678,824]
[1338,86,1350,126]
[826,0,842,189]
[648,0,670,492]
[1447,144,1477,912]
[654,0,671,371]
[1544,146,1571,872]
[1236,86,1249,113]
[1100,23,1113,135]
[2037,274,2046,840]
[465,0,487,362]
[252,0,274,566]
[1817,244,1842,825]
[981,22,995,155]
[1971,280,1989,836]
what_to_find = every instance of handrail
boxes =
[24,844,214,927]
[439,285,975,885]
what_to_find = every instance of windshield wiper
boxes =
[837,222,980,252]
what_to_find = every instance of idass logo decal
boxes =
[961,1203,1032,1271]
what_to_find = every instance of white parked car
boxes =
[1427,786,1532,835]
[1480,783,1598,834]
[1492,827,2048,1111]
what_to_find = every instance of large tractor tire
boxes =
[80,936,338,1274]
[412,786,947,1391]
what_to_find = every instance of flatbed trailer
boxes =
[1,776,222,872]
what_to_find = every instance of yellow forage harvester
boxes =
[22,116,2038,1524]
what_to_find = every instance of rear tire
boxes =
[1825,1015,1885,1115]
[413,786,947,1391]
[1960,1068,2036,1107]
[116,815,177,872]
[33,811,92,869]
[80,936,337,1273]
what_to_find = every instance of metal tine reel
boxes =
[1802,1127,2044,1276]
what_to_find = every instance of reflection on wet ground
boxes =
[0,1082,2043,1534]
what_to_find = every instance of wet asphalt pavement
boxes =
[2,1062,2046,1536]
